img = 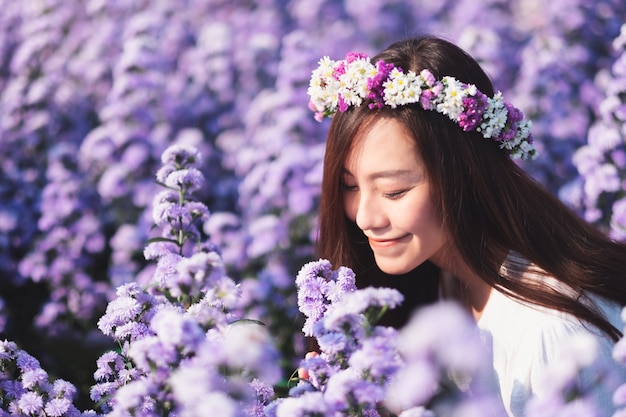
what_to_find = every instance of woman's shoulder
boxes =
[478,288,587,346]
[478,287,622,345]
[493,250,624,340]
[478,289,625,416]
[477,287,626,381]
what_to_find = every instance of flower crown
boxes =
[307,52,537,160]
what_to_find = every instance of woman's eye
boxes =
[384,190,407,199]
[342,183,359,192]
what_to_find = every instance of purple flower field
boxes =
[0,0,625,415]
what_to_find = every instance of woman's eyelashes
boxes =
[341,181,409,200]
[341,182,359,192]
[383,189,409,199]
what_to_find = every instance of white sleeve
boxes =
[524,318,623,417]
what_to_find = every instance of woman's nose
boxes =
[355,194,387,231]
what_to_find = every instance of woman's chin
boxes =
[375,258,419,276]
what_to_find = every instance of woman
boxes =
[310,35,626,416]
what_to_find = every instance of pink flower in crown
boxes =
[333,61,346,79]
[337,95,349,112]
[309,100,324,122]
[345,52,369,63]
[420,84,443,110]
[420,69,437,86]
[333,52,369,80]
[415,70,442,110]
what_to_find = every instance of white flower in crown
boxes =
[400,73,423,104]
[475,93,507,139]
[384,69,425,107]
[307,52,538,160]
[436,77,466,120]
[383,69,403,96]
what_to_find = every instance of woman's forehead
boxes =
[344,118,422,173]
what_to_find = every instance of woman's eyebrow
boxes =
[342,167,416,180]
[367,169,415,180]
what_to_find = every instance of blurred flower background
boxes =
[0,0,625,414]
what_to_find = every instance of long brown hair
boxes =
[316,35,626,339]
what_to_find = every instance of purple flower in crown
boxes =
[418,70,443,110]
[367,60,397,110]
[338,95,350,112]
[458,91,489,131]
[497,102,525,142]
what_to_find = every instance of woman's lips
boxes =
[367,234,410,249]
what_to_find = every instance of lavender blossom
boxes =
[91,144,282,416]
[167,321,282,417]
[271,260,405,416]
[384,301,506,416]
[611,197,626,241]
[296,259,357,336]
[0,340,88,417]
[274,392,330,417]
[160,144,203,168]
[562,22,626,241]
[526,332,622,417]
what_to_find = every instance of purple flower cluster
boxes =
[385,302,507,417]
[497,102,527,143]
[16,143,112,335]
[526,333,620,417]
[93,296,280,417]
[295,259,357,336]
[168,324,280,417]
[561,23,626,241]
[366,60,397,110]
[507,1,626,191]
[0,340,95,417]
[142,145,219,301]
[458,91,489,132]
[280,264,626,417]
[90,145,281,416]
[268,260,404,416]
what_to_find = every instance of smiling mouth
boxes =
[367,235,410,248]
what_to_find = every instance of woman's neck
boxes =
[432,246,495,321]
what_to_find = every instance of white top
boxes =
[477,254,626,416]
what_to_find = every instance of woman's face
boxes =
[342,117,449,275]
